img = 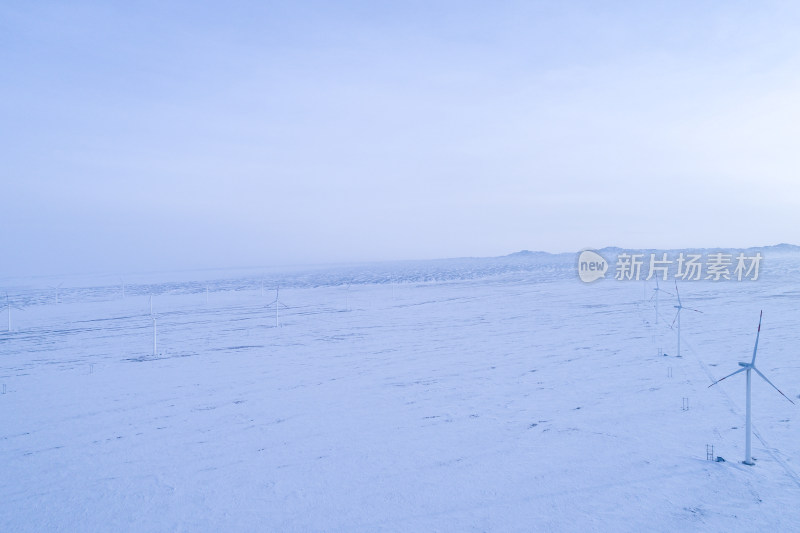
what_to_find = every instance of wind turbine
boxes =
[48,282,64,304]
[708,311,795,465]
[149,297,158,356]
[267,286,289,328]
[152,314,158,356]
[650,279,673,325]
[120,278,126,299]
[1,293,24,332]
[671,281,702,357]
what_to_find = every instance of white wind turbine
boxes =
[1,293,24,332]
[671,281,702,358]
[650,279,673,325]
[708,311,795,465]
[149,297,158,356]
[267,286,289,328]
[48,282,64,304]
[152,314,158,356]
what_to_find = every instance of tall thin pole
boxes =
[205,285,209,305]
[275,287,279,328]
[655,289,659,325]
[745,367,753,465]
[677,309,681,358]
[153,316,157,356]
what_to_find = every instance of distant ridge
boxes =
[505,250,555,257]
[761,243,800,251]
[504,244,800,260]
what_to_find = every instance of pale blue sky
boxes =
[2,1,800,276]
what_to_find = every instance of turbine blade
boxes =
[675,281,681,307]
[751,310,763,366]
[672,309,680,328]
[708,366,747,387]
[685,307,703,313]
[753,367,796,405]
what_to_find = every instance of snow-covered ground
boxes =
[2,251,799,531]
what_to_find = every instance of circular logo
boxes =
[577,250,608,282]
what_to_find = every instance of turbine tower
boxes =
[48,282,64,304]
[152,315,158,356]
[671,281,702,357]
[149,298,158,356]
[650,279,672,325]
[1,294,24,332]
[709,311,795,465]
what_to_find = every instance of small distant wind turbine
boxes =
[1,293,24,332]
[267,286,289,328]
[709,311,795,465]
[149,298,158,356]
[650,279,673,325]
[671,281,702,357]
[48,282,64,304]
[120,278,126,299]
[152,314,158,356]
[205,285,209,305]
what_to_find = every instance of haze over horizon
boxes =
[3,1,800,277]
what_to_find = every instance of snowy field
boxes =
[2,250,800,531]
